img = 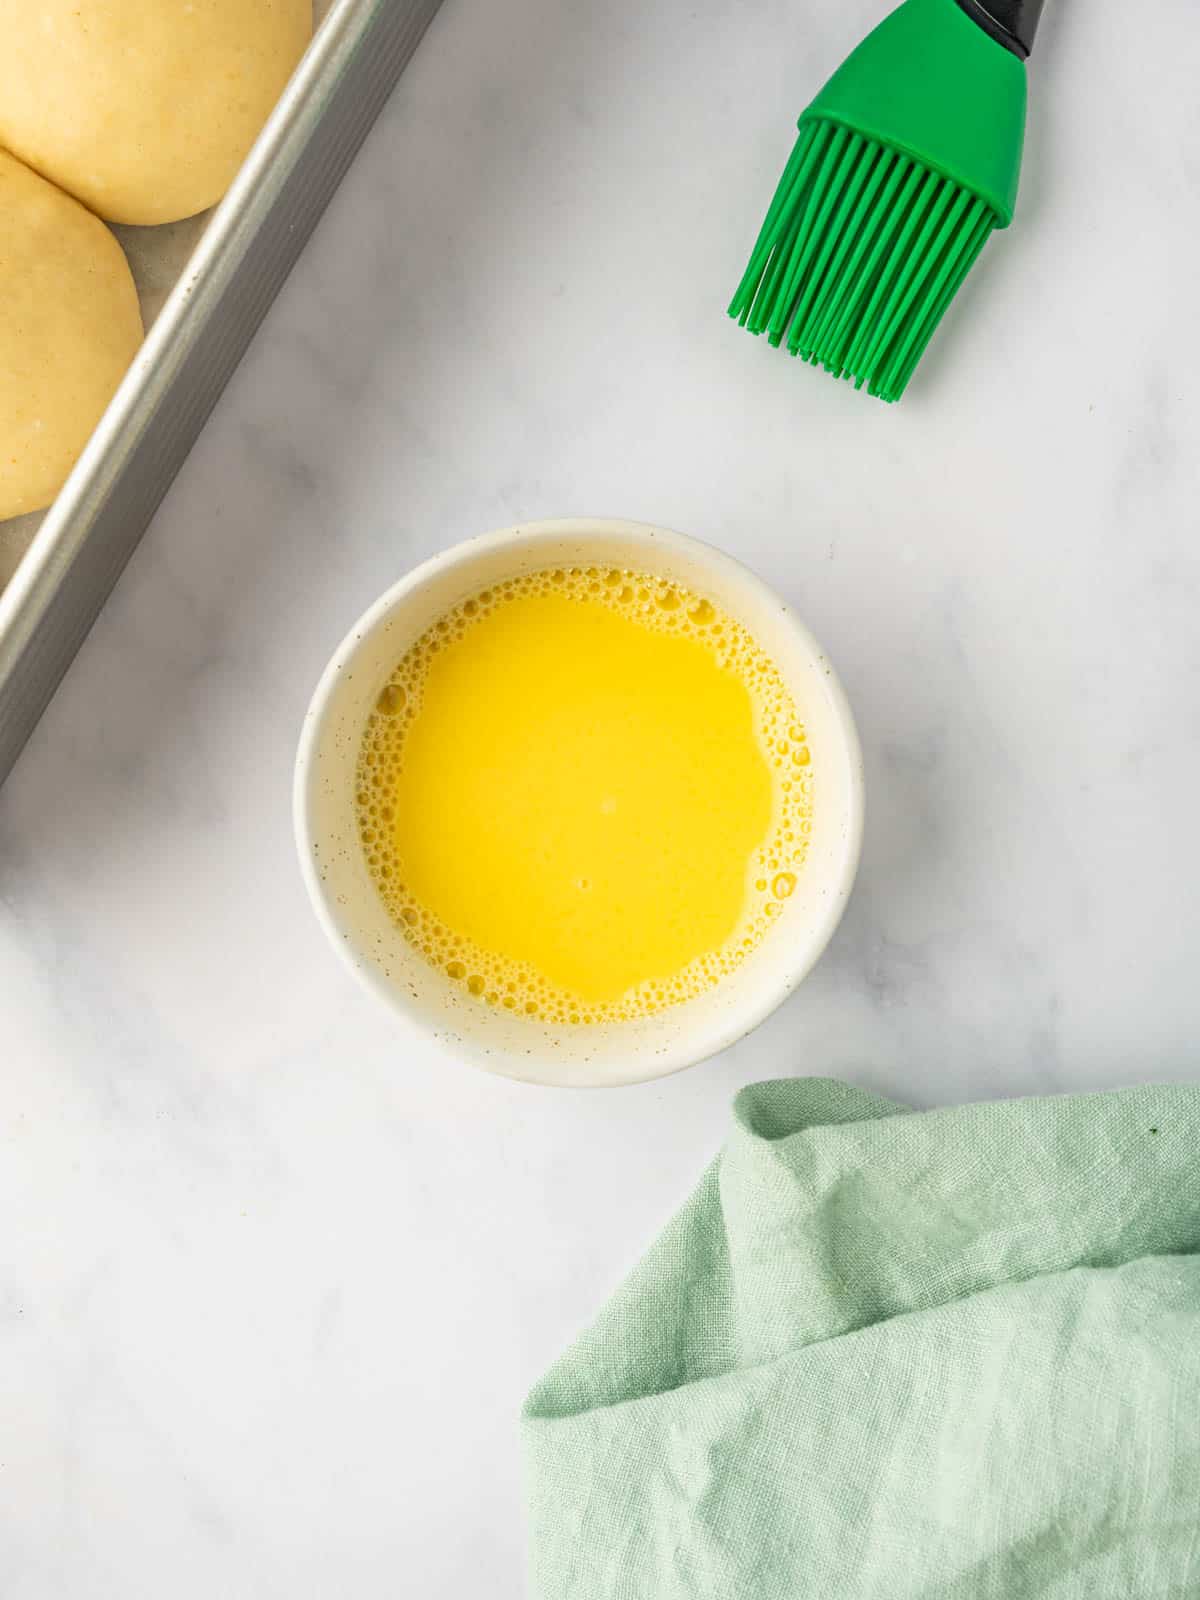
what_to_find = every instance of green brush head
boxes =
[730,0,1032,402]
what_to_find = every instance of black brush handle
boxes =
[955,0,1044,58]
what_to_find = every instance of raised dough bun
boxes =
[0,0,313,226]
[0,151,143,522]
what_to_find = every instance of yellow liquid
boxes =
[356,567,813,1023]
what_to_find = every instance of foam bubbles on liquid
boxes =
[355,566,815,1026]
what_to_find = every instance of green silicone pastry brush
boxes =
[729,0,1044,402]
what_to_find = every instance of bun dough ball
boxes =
[0,1,313,226]
[0,151,143,522]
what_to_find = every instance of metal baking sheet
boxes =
[0,0,444,784]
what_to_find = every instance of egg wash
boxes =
[355,566,814,1024]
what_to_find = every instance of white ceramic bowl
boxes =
[294,519,863,1087]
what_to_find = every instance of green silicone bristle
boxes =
[729,120,996,403]
[728,0,1030,402]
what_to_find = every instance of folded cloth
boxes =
[524,1078,1200,1599]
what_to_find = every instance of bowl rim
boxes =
[293,517,865,1087]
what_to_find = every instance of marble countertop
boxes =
[3,0,1198,1593]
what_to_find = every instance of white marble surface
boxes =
[3,0,1199,1592]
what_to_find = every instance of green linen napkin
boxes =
[524,1078,1200,1598]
